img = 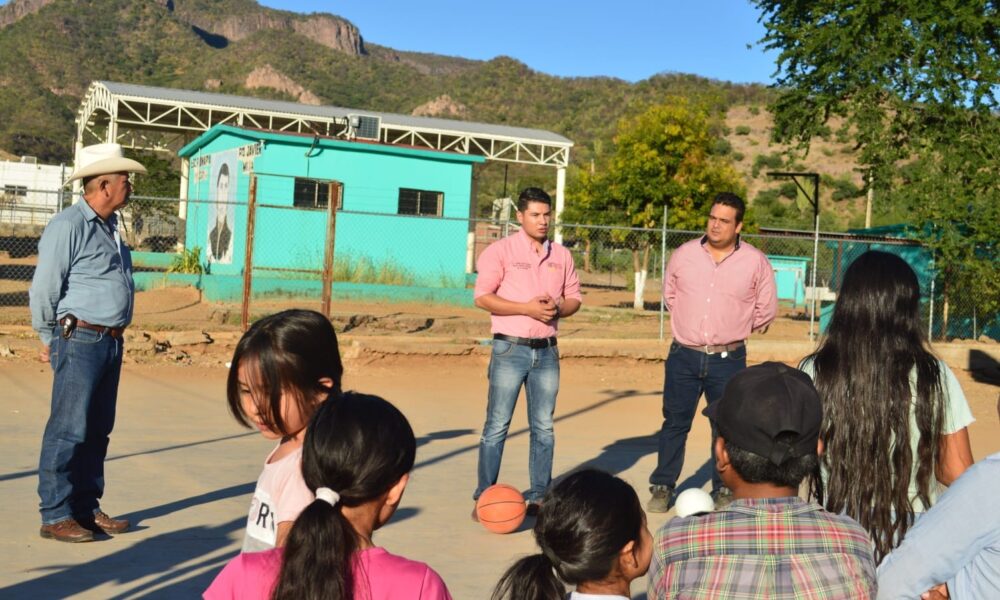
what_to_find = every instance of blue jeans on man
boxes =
[38,326,123,525]
[650,341,746,493]
[475,339,559,503]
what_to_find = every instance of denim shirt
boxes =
[877,452,1000,599]
[29,199,134,345]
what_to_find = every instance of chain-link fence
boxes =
[1,187,996,341]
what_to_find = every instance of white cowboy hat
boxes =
[67,143,148,182]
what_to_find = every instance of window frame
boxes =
[292,178,341,210]
[397,187,444,217]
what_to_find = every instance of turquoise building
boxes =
[178,124,486,292]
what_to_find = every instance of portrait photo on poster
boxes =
[208,150,236,264]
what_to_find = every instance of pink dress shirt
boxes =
[474,229,582,339]
[664,236,777,347]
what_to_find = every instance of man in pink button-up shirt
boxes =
[647,192,777,514]
[472,187,582,516]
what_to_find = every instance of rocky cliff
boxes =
[0,0,55,29]
[198,11,364,54]
[0,0,364,55]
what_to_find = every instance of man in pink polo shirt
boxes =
[647,192,777,513]
[472,187,582,516]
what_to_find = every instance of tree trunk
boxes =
[584,238,592,273]
[632,244,651,310]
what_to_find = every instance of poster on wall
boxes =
[208,150,237,264]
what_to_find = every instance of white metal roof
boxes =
[77,81,572,167]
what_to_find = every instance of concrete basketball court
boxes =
[1,350,998,599]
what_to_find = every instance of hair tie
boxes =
[541,546,561,568]
[315,487,340,506]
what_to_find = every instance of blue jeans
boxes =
[38,326,123,524]
[474,340,559,503]
[650,341,746,492]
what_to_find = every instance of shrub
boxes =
[167,247,204,274]
[713,137,733,155]
[751,152,784,177]
[735,125,752,135]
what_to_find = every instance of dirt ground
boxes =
[0,283,818,352]
[0,348,998,599]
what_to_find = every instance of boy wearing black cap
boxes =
[647,362,876,599]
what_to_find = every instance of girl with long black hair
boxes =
[800,250,974,563]
[491,469,652,600]
[205,392,451,600]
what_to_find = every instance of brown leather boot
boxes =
[83,511,130,535]
[39,518,95,543]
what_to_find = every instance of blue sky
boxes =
[257,1,778,84]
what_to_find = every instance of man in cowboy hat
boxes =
[29,143,146,542]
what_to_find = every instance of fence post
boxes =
[659,206,667,341]
[321,182,341,319]
[809,211,820,341]
[241,176,258,332]
[928,278,935,340]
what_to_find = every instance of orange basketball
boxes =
[476,484,526,534]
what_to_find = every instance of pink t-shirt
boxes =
[474,229,582,338]
[203,546,452,600]
[242,445,313,552]
[663,236,777,347]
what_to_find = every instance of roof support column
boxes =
[554,165,566,244]
[70,138,83,199]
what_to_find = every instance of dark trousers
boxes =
[650,341,746,492]
[38,326,123,524]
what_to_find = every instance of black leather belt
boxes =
[60,315,125,339]
[493,333,558,349]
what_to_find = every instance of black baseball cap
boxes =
[702,362,822,465]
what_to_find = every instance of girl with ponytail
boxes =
[491,469,652,600]
[205,392,452,600]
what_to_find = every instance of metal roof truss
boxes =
[77,82,570,167]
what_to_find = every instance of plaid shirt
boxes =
[648,497,876,600]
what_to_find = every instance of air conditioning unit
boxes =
[348,114,381,141]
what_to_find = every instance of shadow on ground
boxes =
[413,389,655,472]
[970,349,1000,386]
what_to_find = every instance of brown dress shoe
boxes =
[83,511,130,535]
[40,518,95,543]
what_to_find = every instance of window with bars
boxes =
[3,185,27,197]
[397,188,443,217]
[292,179,341,210]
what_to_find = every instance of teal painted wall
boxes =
[133,273,474,306]
[183,127,481,288]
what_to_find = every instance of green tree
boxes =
[568,98,744,308]
[753,0,1000,337]
[123,150,182,249]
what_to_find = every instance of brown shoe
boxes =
[83,511,130,535]
[40,518,95,543]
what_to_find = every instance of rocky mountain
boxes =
[0,0,869,227]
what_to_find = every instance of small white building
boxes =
[0,157,66,225]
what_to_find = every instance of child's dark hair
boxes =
[491,469,644,600]
[226,309,343,436]
[273,392,416,600]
